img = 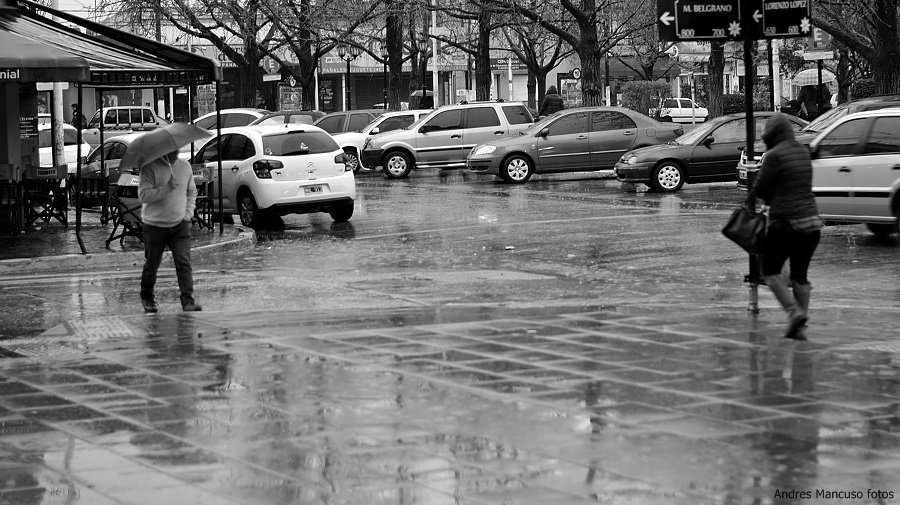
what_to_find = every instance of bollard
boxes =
[739,159,762,314]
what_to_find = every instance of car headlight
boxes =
[625,155,639,165]
[472,145,496,156]
[363,138,372,150]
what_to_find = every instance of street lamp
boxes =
[337,43,360,111]
[381,47,389,110]
[416,36,429,108]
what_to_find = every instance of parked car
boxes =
[614,112,807,192]
[467,107,683,183]
[250,110,326,126]
[192,108,271,130]
[331,109,431,173]
[190,124,355,226]
[82,106,169,147]
[737,94,900,189]
[361,100,536,178]
[313,109,383,135]
[806,108,900,236]
[38,122,91,174]
[651,98,709,123]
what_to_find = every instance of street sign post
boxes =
[658,0,811,42]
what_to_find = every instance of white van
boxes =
[82,106,169,147]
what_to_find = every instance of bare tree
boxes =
[613,8,678,81]
[814,0,900,94]
[488,0,654,105]
[501,1,574,109]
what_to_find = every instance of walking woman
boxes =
[752,113,822,340]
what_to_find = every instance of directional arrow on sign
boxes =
[753,9,762,22]
[660,11,675,25]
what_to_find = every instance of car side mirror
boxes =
[809,145,819,159]
[702,137,715,146]
[419,125,432,133]
[371,127,380,134]
[538,127,550,138]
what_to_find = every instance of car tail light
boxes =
[252,160,283,179]
[335,153,351,171]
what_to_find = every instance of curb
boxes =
[0,228,256,274]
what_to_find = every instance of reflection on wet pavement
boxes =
[0,305,897,504]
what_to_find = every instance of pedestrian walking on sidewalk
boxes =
[122,124,211,313]
[751,113,822,340]
[137,150,201,313]
[539,86,565,117]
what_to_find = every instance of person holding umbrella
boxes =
[121,123,212,313]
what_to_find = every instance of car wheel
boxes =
[329,201,354,222]
[238,189,260,227]
[344,149,360,173]
[866,200,900,236]
[500,154,533,183]
[651,162,685,192]
[383,150,412,179]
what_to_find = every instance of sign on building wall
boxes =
[195,84,216,117]
[279,83,303,110]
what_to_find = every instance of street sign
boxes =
[759,0,812,37]
[658,0,812,41]
[658,0,742,41]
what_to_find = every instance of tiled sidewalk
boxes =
[0,305,898,504]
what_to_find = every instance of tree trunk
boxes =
[837,49,850,104]
[872,0,900,94]
[707,42,725,118]
[386,8,403,110]
[475,9,492,100]
[578,48,604,106]
[527,71,536,110]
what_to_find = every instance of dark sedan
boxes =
[467,106,683,183]
[614,112,807,192]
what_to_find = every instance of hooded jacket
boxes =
[752,113,819,221]
[539,86,565,116]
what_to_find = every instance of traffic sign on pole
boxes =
[760,0,812,38]
[658,0,812,41]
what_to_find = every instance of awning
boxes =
[0,0,221,87]
[0,30,89,82]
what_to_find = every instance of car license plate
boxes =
[738,169,747,180]
[303,185,323,194]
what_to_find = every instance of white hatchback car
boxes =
[331,109,431,173]
[191,124,355,226]
[809,108,900,236]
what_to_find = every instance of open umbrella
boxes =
[792,68,836,87]
[119,123,212,170]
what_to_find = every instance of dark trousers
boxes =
[140,221,194,305]
[761,221,820,283]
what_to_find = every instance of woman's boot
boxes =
[763,274,808,339]
[791,282,812,341]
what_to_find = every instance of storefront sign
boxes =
[0,69,20,81]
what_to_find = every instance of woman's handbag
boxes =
[722,198,766,254]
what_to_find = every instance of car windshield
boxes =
[518,111,566,135]
[262,131,338,156]
[38,128,81,148]
[802,104,852,133]
[670,119,722,145]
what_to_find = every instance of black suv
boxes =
[737,95,900,189]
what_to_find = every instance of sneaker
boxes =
[141,298,158,313]
[182,302,203,312]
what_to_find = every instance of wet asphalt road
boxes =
[0,168,899,504]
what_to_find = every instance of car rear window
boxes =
[262,131,339,156]
[39,128,81,148]
[502,105,534,125]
